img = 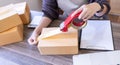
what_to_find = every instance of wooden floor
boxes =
[0,22,120,65]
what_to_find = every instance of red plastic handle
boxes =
[60,10,82,32]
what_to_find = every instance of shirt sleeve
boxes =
[42,0,59,20]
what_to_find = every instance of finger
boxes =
[32,38,38,45]
[81,11,90,20]
[78,8,87,19]
[32,42,37,45]
[83,14,93,21]
[28,39,34,45]
[71,7,83,17]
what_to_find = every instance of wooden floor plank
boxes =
[0,57,19,65]
[0,48,52,65]
[1,44,73,65]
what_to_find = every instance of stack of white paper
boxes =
[80,20,114,50]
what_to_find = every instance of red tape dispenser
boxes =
[60,10,87,32]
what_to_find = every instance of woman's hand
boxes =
[27,17,52,45]
[27,32,39,45]
[71,2,101,21]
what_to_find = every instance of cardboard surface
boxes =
[14,2,30,24]
[110,0,120,14]
[109,14,120,22]
[0,24,23,46]
[0,4,23,32]
[37,27,78,55]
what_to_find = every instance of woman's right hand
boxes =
[27,32,39,45]
[27,16,52,45]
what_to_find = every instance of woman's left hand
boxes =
[71,2,101,21]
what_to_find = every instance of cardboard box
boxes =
[0,24,23,46]
[0,4,23,33]
[14,2,30,24]
[37,27,78,55]
[109,14,120,22]
[110,0,120,13]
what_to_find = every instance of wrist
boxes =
[96,2,104,13]
[92,2,101,12]
[33,29,41,36]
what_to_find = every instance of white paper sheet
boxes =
[28,16,43,28]
[80,20,114,50]
[73,50,120,65]
[28,11,43,28]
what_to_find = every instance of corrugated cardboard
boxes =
[109,14,120,22]
[110,0,120,13]
[37,27,78,55]
[0,4,23,33]
[0,24,23,46]
[14,2,30,24]
[109,0,120,22]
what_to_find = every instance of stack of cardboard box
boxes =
[0,2,30,46]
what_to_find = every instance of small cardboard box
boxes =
[109,14,120,22]
[0,24,23,46]
[37,27,78,55]
[14,2,30,24]
[109,0,120,22]
[110,0,120,13]
[0,4,23,33]
[109,12,120,22]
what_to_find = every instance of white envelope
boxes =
[80,20,114,50]
[73,50,120,65]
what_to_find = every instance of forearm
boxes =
[33,16,52,35]
[42,0,59,20]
